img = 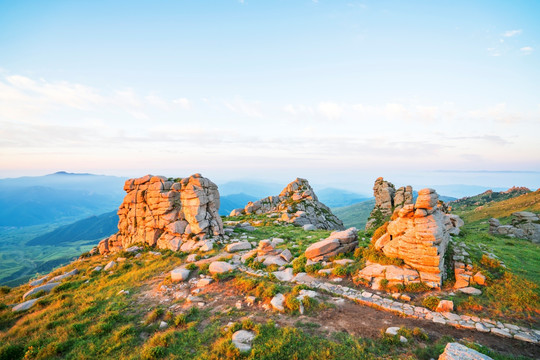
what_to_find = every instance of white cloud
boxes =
[502,29,522,37]
[173,97,191,109]
[520,46,533,54]
[317,102,343,120]
[223,97,262,117]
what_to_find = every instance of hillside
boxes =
[332,199,375,229]
[450,187,531,215]
[27,211,118,246]
[456,189,540,223]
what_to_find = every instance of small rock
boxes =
[226,241,252,252]
[196,278,213,287]
[386,327,400,336]
[22,282,60,300]
[187,254,197,262]
[280,249,293,262]
[473,272,486,286]
[235,300,242,309]
[159,321,168,329]
[93,266,103,272]
[270,293,285,312]
[399,335,408,343]
[246,295,256,305]
[273,268,294,282]
[209,261,235,274]
[436,300,454,312]
[116,257,127,262]
[458,287,482,296]
[171,267,191,282]
[104,261,116,271]
[303,224,316,231]
[232,330,256,352]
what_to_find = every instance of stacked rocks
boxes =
[369,188,454,288]
[365,178,413,231]
[98,174,223,254]
[305,228,359,261]
[230,178,344,230]
[489,211,540,243]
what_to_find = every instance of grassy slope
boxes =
[331,199,375,230]
[456,189,540,224]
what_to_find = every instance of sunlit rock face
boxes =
[372,188,459,288]
[230,178,344,231]
[99,173,223,253]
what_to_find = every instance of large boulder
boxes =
[230,178,344,231]
[23,282,60,300]
[98,174,224,253]
[305,227,358,261]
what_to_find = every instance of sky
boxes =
[0,0,539,193]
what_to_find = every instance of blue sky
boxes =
[0,0,539,192]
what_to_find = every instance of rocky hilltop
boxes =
[365,177,413,231]
[230,178,344,230]
[99,173,223,253]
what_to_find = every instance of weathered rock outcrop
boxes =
[305,227,358,261]
[99,174,223,253]
[368,188,458,288]
[365,177,413,231]
[489,212,540,243]
[230,178,344,230]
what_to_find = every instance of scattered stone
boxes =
[473,272,486,286]
[104,261,116,271]
[280,249,293,262]
[187,254,197,262]
[513,332,537,343]
[490,328,512,338]
[29,276,48,287]
[489,211,540,243]
[12,297,42,312]
[458,287,482,296]
[333,259,354,265]
[226,241,252,252]
[125,246,142,253]
[116,257,127,262]
[438,342,494,360]
[270,293,285,312]
[196,278,213,287]
[273,268,294,282]
[385,327,400,336]
[117,289,129,295]
[93,266,103,272]
[303,224,316,231]
[49,269,79,282]
[246,296,256,305]
[232,330,256,352]
[436,300,454,312]
[22,282,60,300]
[399,336,408,343]
[209,261,235,274]
[159,321,168,329]
[171,267,191,282]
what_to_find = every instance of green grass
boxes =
[331,199,375,230]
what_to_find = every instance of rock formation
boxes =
[230,178,344,230]
[365,177,413,231]
[99,174,223,253]
[362,188,461,288]
[305,228,359,261]
[489,211,540,243]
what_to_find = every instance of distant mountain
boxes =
[331,199,375,230]
[27,211,118,246]
[219,193,258,216]
[0,172,126,226]
[316,188,368,208]
[449,187,531,214]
